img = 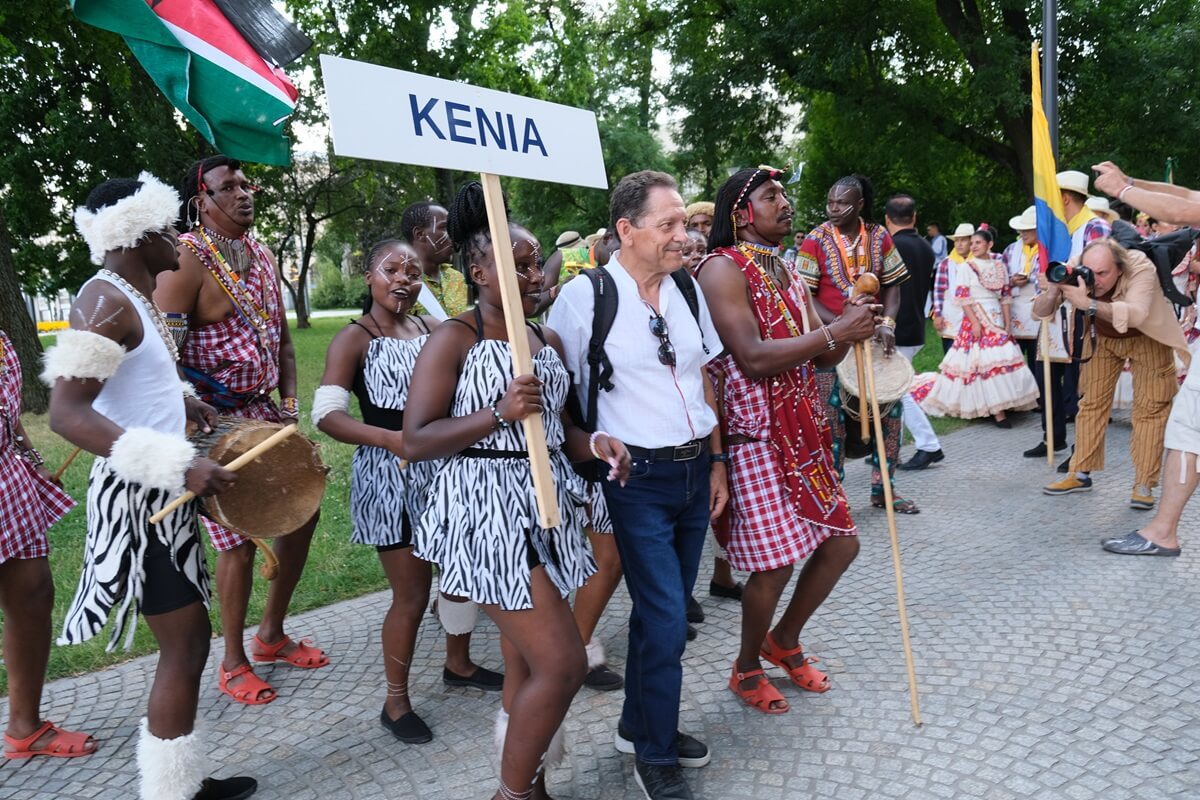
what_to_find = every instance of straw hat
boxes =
[1056,170,1090,196]
[1085,196,1118,222]
[555,230,583,248]
[1008,206,1037,231]
[951,223,976,239]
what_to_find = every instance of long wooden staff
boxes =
[850,279,876,442]
[149,425,299,524]
[1041,319,1054,466]
[53,447,82,481]
[856,274,922,727]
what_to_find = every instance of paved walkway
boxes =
[4,415,1198,799]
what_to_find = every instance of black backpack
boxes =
[567,266,706,481]
[1109,224,1198,307]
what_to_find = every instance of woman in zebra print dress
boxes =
[405,182,630,800]
[313,239,499,745]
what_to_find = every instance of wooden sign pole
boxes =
[480,172,561,529]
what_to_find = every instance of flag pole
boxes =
[1042,1,1059,160]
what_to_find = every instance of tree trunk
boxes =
[0,204,50,413]
[435,168,456,206]
[293,214,318,330]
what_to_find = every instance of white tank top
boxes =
[86,274,186,437]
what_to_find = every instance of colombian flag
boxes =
[1031,42,1070,271]
[72,0,310,166]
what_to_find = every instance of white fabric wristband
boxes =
[108,427,195,492]
[41,328,125,385]
[311,385,351,426]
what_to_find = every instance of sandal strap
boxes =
[4,720,54,750]
[221,663,256,681]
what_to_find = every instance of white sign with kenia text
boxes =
[320,55,607,190]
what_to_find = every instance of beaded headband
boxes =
[732,164,785,238]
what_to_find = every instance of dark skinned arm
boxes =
[698,256,877,379]
[266,250,299,418]
[876,282,902,356]
[532,249,564,316]
[314,323,405,456]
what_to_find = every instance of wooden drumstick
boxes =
[852,273,882,442]
[862,340,922,726]
[149,425,300,525]
[252,538,280,580]
[53,447,82,481]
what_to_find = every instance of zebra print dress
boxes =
[415,338,595,610]
[349,333,439,547]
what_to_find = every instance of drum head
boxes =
[199,419,327,539]
[834,341,915,404]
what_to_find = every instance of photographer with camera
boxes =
[1036,239,1191,509]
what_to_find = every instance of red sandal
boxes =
[250,634,329,669]
[218,663,277,705]
[760,632,830,693]
[728,665,789,714]
[4,720,97,760]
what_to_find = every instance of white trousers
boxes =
[898,345,942,453]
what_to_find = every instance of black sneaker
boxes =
[615,723,711,768]
[635,762,693,800]
[584,664,624,691]
[193,776,257,800]
[685,595,704,624]
[442,665,504,691]
[1024,441,1069,458]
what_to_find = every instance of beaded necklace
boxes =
[193,226,272,335]
[99,269,180,362]
[831,219,866,284]
[737,242,803,338]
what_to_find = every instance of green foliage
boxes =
[310,257,368,310]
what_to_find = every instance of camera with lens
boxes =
[1046,261,1095,289]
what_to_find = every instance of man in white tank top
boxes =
[46,174,256,800]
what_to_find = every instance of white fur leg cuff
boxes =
[41,329,125,385]
[438,594,479,635]
[585,639,607,670]
[311,384,351,426]
[137,718,207,800]
[494,708,509,759]
[543,725,567,771]
[109,428,195,492]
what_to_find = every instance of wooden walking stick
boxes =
[851,274,880,442]
[53,447,82,481]
[149,424,300,525]
[855,274,922,726]
[1041,319,1054,466]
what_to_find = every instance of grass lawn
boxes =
[1,316,373,695]
[2,317,978,693]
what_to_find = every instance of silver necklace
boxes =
[99,269,180,362]
[201,225,250,273]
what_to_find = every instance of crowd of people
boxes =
[1,155,1198,800]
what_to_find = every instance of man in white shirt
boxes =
[548,170,728,800]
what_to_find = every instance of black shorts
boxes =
[376,511,414,554]
[141,532,205,617]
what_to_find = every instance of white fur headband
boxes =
[73,171,180,265]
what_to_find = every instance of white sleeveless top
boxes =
[86,274,186,437]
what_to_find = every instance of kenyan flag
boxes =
[72,0,311,166]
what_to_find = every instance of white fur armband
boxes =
[41,329,126,385]
[311,385,351,426]
[109,428,196,492]
[180,380,198,399]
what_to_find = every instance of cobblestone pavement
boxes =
[4,414,1198,799]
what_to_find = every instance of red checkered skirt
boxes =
[0,451,75,564]
[723,440,856,573]
[200,397,284,551]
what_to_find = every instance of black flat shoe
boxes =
[380,708,433,744]
[193,777,257,800]
[994,417,1012,429]
[584,664,624,691]
[686,624,697,642]
[443,665,504,691]
[708,580,743,600]
[685,595,704,623]
[898,449,944,470]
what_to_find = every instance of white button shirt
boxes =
[547,254,723,449]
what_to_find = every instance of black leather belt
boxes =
[625,438,708,462]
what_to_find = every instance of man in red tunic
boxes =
[155,156,328,707]
[696,167,876,713]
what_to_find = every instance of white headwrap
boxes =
[73,171,180,265]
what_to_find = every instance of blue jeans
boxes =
[602,452,711,765]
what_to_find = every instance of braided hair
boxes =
[708,167,776,251]
[85,178,143,212]
[361,238,405,314]
[400,201,440,242]
[446,181,535,286]
[831,174,876,223]
[179,155,242,228]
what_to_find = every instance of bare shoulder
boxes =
[70,278,139,345]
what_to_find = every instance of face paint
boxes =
[424,215,451,251]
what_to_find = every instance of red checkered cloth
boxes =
[723,440,855,573]
[200,398,284,552]
[0,332,75,563]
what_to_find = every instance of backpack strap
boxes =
[670,267,709,355]
[583,267,618,431]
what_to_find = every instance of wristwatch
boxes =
[711,453,730,464]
